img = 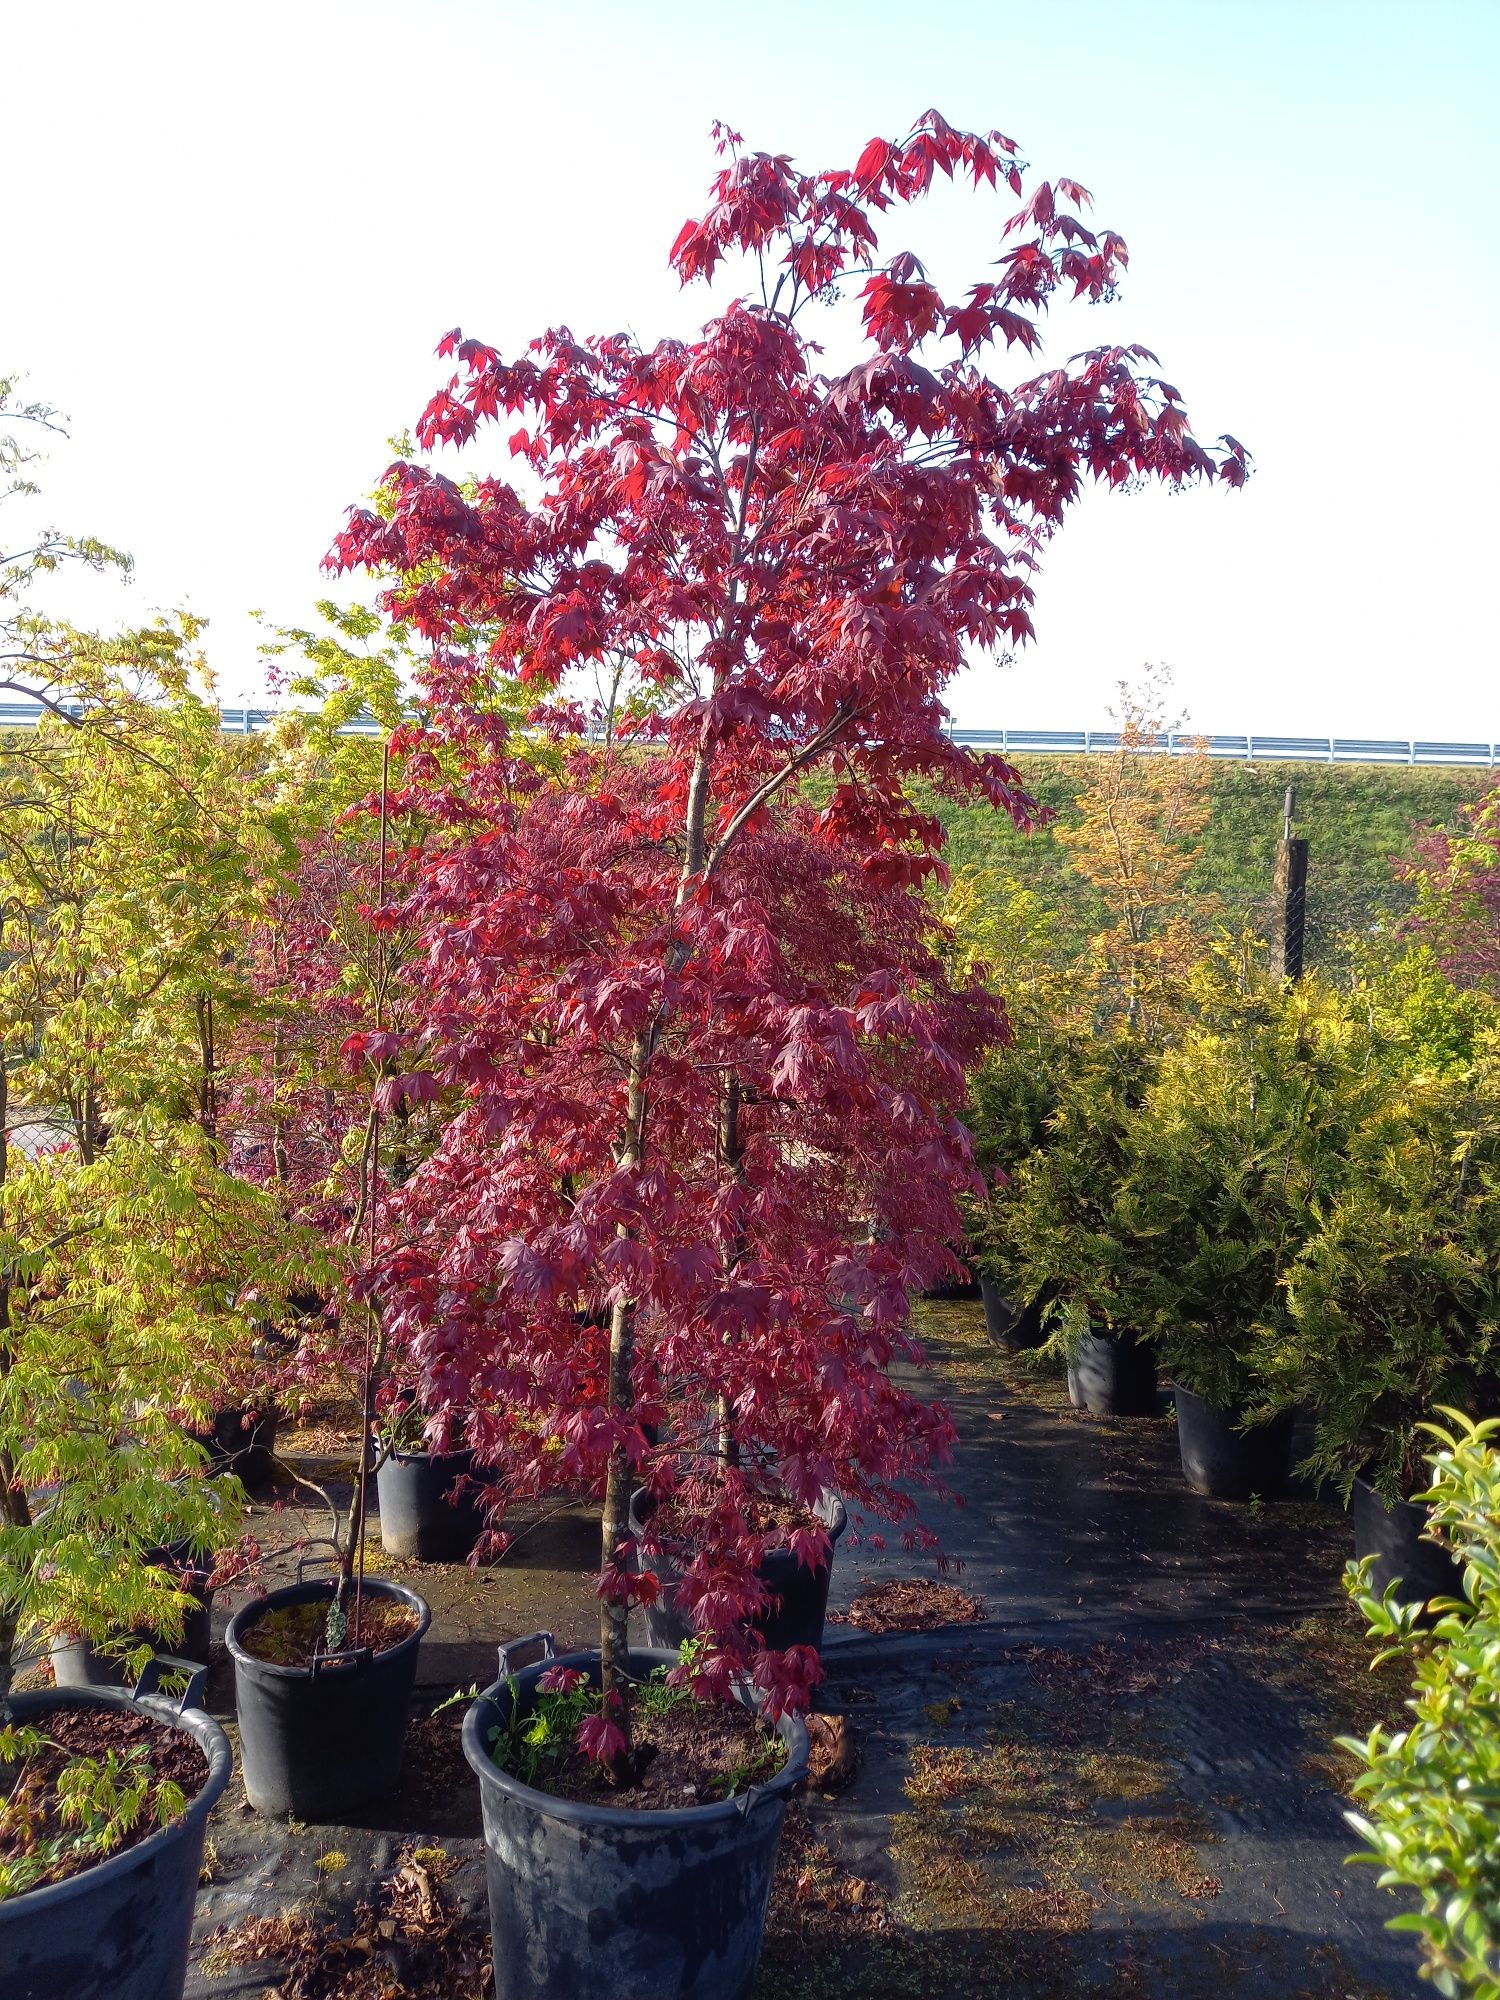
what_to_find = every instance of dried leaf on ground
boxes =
[837,1578,985,1633]
[805,1712,859,1793]
[198,1846,490,2000]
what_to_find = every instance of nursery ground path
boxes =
[184,1301,1421,1999]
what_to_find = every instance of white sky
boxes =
[3,0,1496,738]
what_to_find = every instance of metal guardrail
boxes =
[0,700,383,734]
[0,702,1493,767]
[946,727,1500,766]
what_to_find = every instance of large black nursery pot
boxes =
[920,1270,978,1301]
[0,1667,232,2000]
[978,1276,1009,1344]
[224,1575,430,1819]
[463,1636,809,2000]
[195,1404,279,1483]
[1067,1329,1158,1417]
[1350,1475,1464,1613]
[1173,1387,1297,1502]
[377,1447,488,1562]
[979,1279,1048,1350]
[51,1543,215,1689]
[628,1488,848,1655]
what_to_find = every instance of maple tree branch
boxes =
[702,701,859,880]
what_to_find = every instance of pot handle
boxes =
[733,1778,785,1819]
[294,1542,341,1583]
[134,1653,209,1714]
[309,1644,374,1679]
[497,1631,555,1680]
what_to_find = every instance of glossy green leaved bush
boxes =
[1340,1413,1500,1999]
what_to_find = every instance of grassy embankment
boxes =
[928,758,1482,973]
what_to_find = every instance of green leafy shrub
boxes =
[1340,1412,1500,1999]
[1002,1035,1157,1356]
[1278,1034,1500,1497]
[1111,972,1392,1410]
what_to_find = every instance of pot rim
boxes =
[629,1485,850,1546]
[0,1686,232,1919]
[1351,1470,1433,1515]
[224,1575,431,1679]
[379,1444,478,1470]
[462,1645,809,1832]
[1169,1383,1296,1425]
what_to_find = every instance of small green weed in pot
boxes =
[489,1637,784,1801]
[0,1726,188,1900]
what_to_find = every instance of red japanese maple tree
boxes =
[330,109,1245,1755]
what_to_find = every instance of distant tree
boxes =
[0,374,131,717]
[1053,667,1220,1034]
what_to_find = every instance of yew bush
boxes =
[331,109,1245,1762]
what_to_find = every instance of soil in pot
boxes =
[0,1706,207,1897]
[1173,1387,1297,1502]
[493,1670,787,1808]
[1350,1475,1464,1613]
[234,1593,421,1667]
[0,1684,232,2000]
[1067,1329,1158,1417]
[630,1487,848,1654]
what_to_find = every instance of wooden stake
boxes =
[1271,786,1308,982]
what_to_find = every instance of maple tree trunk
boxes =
[195,990,218,1140]
[716,1074,744,1472]
[271,1018,291,1185]
[598,733,715,1738]
[599,1027,652,1744]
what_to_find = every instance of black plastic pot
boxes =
[377,1447,487,1562]
[463,1637,808,2000]
[195,1404,279,1483]
[224,1576,430,1819]
[977,1277,1012,1347]
[629,1488,848,1654]
[0,1673,232,2000]
[1172,1387,1296,1502]
[51,1595,213,1689]
[50,1547,215,1689]
[979,1282,1048,1352]
[1351,1475,1464,1612]
[1066,1329,1158,1416]
[920,1271,979,1301]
